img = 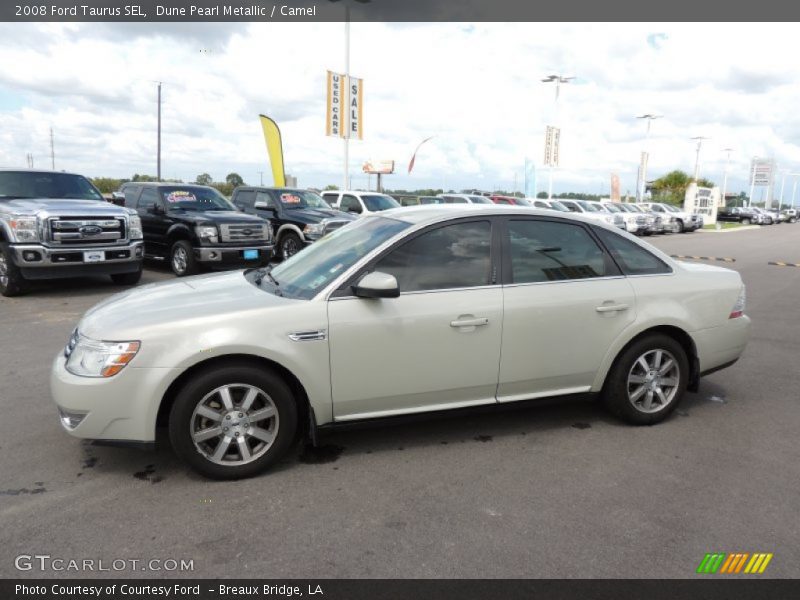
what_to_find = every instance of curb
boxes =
[768,261,800,268]
[698,225,762,233]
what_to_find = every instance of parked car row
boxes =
[718,205,798,225]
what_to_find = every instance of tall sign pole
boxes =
[343,6,350,191]
[157,82,162,181]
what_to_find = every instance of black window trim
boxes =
[330,215,503,299]
[590,224,674,277]
[498,215,622,286]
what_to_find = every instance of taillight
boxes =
[729,285,746,319]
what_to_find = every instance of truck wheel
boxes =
[168,364,298,480]
[170,240,199,277]
[110,268,142,286]
[0,245,27,297]
[602,334,688,425]
[675,220,685,233]
[742,218,751,225]
[280,232,303,260]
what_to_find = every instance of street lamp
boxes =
[720,148,733,207]
[541,74,574,200]
[791,173,800,209]
[691,136,709,182]
[636,114,662,202]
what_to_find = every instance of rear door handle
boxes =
[595,304,629,313]
[450,317,489,327]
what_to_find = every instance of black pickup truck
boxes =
[231,187,355,259]
[118,182,274,277]
[717,206,759,225]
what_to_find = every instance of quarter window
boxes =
[594,228,672,276]
[507,219,607,283]
[374,221,492,292]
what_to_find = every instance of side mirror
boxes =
[348,205,363,214]
[148,204,163,215]
[353,271,399,299]
[111,191,124,200]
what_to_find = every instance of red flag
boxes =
[408,136,434,174]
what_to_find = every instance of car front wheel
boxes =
[170,240,199,277]
[0,245,27,297]
[280,232,303,260]
[742,218,751,225]
[169,364,298,479]
[602,334,688,425]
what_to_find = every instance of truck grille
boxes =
[48,217,126,246]
[219,223,269,243]
[323,220,350,236]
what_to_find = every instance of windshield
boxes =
[578,200,602,212]
[362,194,400,211]
[262,216,411,299]
[161,187,234,211]
[603,203,622,213]
[548,200,570,212]
[664,204,681,213]
[469,195,494,204]
[277,190,330,209]
[0,171,104,201]
[626,204,643,213]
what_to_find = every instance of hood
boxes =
[165,209,267,225]
[78,271,298,340]
[1,198,129,216]
[281,207,355,224]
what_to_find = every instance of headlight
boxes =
[128,214,143,240]
[65,331,140,378]
[303,223,325,236]
[195,225,218,242]
[9,216,40,243]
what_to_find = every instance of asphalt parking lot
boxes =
[1,225,799,579]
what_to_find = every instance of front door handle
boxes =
[450,317,489,328]
[595,304,629,313]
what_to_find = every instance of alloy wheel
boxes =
[189,383,279,466]
[282,237,299,258]
[0,253,8,288]
[172,246,188,274]
[626,349,680,414]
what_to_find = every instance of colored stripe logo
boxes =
[697,553,773,574]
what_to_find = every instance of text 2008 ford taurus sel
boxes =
[51,206,750,479]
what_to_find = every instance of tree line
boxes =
[90,172,246,197]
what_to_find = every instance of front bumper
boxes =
[50,353,177,442]
[8,241,144,279]
[194,244,274,267]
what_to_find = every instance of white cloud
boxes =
[1,22,800,196]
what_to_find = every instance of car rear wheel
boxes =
[170,240,199,277]
[280,232,303,260]
[675,219,685,233]
[0,245,27,297]
[169,365,298,479]
[742,218,751,225]
[602,334,688,425]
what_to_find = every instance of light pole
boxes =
[791,173,800,209]
[691,136,709,182]
[636,114,662,202]
[541,74,574,200]
[258,171,264,186]
[747,157,758,208]
[777,169,788,212]
[720,148,733,207]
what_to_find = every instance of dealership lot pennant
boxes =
[327,71,364,140]
[326,71,344,137]
[259,115,286,187]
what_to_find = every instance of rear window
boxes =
[595,228,672,276]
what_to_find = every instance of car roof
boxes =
[128,182,215,189]
[0,168,85,176]
[377,204,615,227]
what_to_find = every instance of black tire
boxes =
[0,244,27,297]
[790,217,797,224]
[279,232,303,261]
[742,218,751,225]
[169,364,298,480]
[675,219,685,233]
[110,267,142,286]
[602,333,689,425]
[170,240,199,277]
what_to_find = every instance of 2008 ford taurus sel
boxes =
[51,206,750,479]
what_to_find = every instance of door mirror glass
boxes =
[353,271,400,298]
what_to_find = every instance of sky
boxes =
[1,22,800,199]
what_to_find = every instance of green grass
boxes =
[703,222,751,230]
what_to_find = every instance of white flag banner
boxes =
[346,76,364,140]
[326,71,344,137]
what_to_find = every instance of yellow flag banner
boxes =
[259,114,286,187]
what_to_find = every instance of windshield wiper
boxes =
[254,266,282,294]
